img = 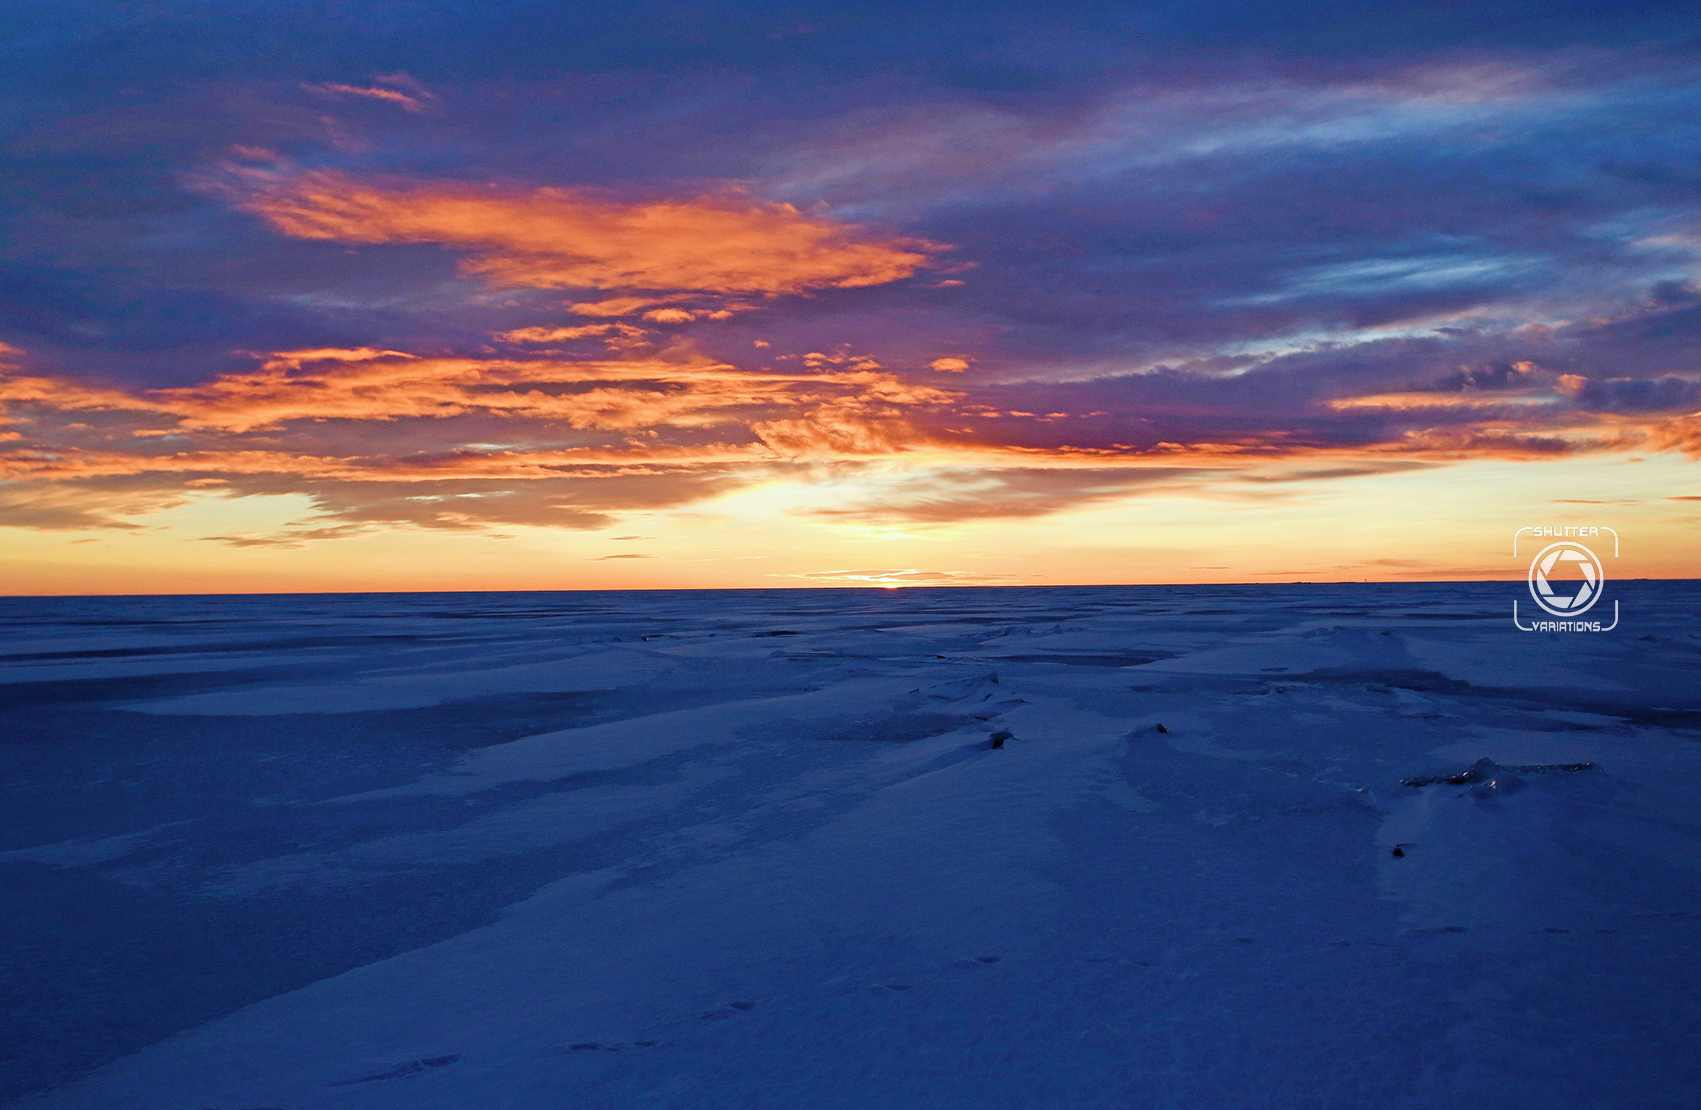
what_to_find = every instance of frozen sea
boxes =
[2,582,1699,1109]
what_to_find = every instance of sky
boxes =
[1,0,1698,594]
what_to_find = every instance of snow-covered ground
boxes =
[3,583,1699,1109]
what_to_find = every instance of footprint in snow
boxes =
[699,1001,756,1020]
[329,1053,461,1085]
[948,955,1003,968]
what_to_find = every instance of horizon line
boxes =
[3,577,1695,600]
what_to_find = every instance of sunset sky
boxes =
[2,0,1698,593]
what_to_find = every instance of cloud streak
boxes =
[301,82,432,113]
[3,318,1696,538]
[226,169,942,295]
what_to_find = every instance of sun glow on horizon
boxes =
[3,450,1695,595]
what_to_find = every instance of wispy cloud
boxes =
[301,82,433,113]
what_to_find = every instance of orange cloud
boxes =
[568,296,686,316]
[929,357,971,373]
[131,349,814,433]
[0,479,192,530]
[0,372,152,414]
[9,322,1699,541]
[1645,413,1701,457]
[230,170,941,294]
[0,344,965,461]
[1388,428,1576,457]
[495,323,646,344]
[0,444,776,483]
[752,405,923,456]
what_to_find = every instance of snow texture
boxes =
[2,583,1699,1109]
